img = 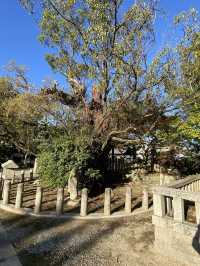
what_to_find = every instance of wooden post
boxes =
[15,183,24,208]
[34,186,43,214]
[80,188,88,217]
[125,186,132,214]
[56,187,64,216]
[2,180,11,205]
[104,188,111,216]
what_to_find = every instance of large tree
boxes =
[15,0,181,182]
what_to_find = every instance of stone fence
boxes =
[152,174,200,266]
[0,168,37,183]
[0,178,150,219]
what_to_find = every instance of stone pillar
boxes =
[193,182,196,192]
[191,182,194,192]
[56,187,64,216]
[173,197,184,222]
[195,181,198,192]
[68,169,78,200]
[15,183,24,208]
[2,180,11,205]
[195,201,200,224]
[11,172,15,184]
[21,170,25,182]
[34,186,43,214]
[166,197,173,216]
[153,193,165,217]
[160,167,165,185]
[0,173,3,199]
[29,169,33,180]
[80,188,88,217]
[142,188,149,210]
[104,188,111,216]
[33,158,38,174]
[125,186,132,214]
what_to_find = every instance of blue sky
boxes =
[0,0,200,88]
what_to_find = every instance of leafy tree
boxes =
[17,0,183,183]
[0,64,50,164]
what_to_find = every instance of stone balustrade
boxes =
[167,174,200,191]
[152,174,200,266]
[0,179,150,218]
[0,168,38,183]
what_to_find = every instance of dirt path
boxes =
[0,210,184,266]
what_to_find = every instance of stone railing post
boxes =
[195,201,200,224]
[160,166,165,185]
[15,183,24,208]
[166,197,173,216]
[34,186,43,214]
[104,188,111,216]
[142,188,149,210]
[0,172,3,199]
[173,197,184,222]
[56,187,64,216]
[80,188,88,217]
[30,169,33,180]
[125,186,132,214]
[153,193,165,217]
[21,170,25,182]
[2,180,11,205]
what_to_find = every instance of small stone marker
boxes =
[68,169,78,200]
[15,183,24,209]
[142,188,149,210]
[80,188,88,217]
[3,180,11,205]
[104,188,111,216]
[34,186,43,214]
[125,186,132,214]
[56,187,64,216]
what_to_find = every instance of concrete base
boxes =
[152,215,200,266]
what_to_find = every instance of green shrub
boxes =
[38,135,101,188]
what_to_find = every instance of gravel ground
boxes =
[0,174,185,266]
[0,210,185,266]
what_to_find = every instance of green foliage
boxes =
[15,2,200,179]
[173,10,200,143]
[38,134,101,187]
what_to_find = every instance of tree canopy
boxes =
[1,1,199,184]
